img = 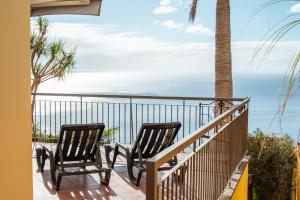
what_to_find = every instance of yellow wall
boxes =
[231,165,248,200]
[0,1,33,199]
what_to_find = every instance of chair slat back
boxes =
[131,122,181,159]
[54,124,105,163]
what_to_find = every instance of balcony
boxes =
[32,93,249,199]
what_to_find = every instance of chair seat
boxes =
[36,123,111,191]
[105,122,181,186]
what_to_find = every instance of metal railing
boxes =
[32,93,245,144]
[146,98,249,200]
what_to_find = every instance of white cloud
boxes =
[153,5,178,14]
[160,0,172,6]
[152,0,181,15]
[185,24,214,36]
[46,22,300,75]
[290,2,300,13]
[160,20,183,29]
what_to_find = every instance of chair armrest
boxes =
[115,143,127,150]
[42,146,54,157]
[115,143,131,154]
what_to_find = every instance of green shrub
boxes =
[101,127,118,144]
[248,129,296,200]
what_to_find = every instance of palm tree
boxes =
[190,0,233,99]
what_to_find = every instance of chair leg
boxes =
[104,145,113,167]
[99,168,112,185]
[136,170,143,186]
[127,162,138,186]
[55,174,63,191]
[36,148,47,172]
[125,153,143,186]
[111,146,119,169]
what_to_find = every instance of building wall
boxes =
[231,165,248,200]
[0,1,32,199]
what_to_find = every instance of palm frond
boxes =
[279,52,300,120]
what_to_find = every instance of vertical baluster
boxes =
[167,176,170,200]
[175,170,178,200]
[171,173,174,200]
[159,104,161,122]
[70,101,72,124]
[141,104,144,124]
[176,105,179,141]
[164,105,167,123]
[182,163,186,200]
[54,101,56,136]
[85,102,87,124]
[189,105,191,135]
[96,102,99,123]
[113,102,115,143]
[195,106,197,130]
[49,101,52,136]
[135,104,138,138]
[80,96,83,124]
[152,104,155,123]
[107,102,110,130]
[182,100,185,138]
[64,101,67,124]
[207,106,210,125]
[39,100,42,137]
[130,98,133,143]
[44,100,46,141]
[91,102,93,123]
[147,104,149,123]
[59,101,62,127]
[170,105,173,122]
[34,98,37,131]
[161,180,165,200]
[118,103,121,143]
[102,101,104,123]
[124,103,127,144]
[75,101,77,124]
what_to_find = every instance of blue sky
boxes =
[39,0,300,75]
[33,1,300,135]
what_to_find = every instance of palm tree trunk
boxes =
[215,0,233,99]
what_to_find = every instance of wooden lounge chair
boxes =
[36,123,111,191]
[105,122,181,186]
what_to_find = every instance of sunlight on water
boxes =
[38,71,300,139]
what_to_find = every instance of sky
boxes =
[32,0,300,75]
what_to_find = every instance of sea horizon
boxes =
[38,71,300,140]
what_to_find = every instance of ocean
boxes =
[38,71,300,140]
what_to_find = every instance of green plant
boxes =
[102,127,118,144]
[248,129,296,200]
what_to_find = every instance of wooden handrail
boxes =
[147,97,250,169]
[146,98,249,200]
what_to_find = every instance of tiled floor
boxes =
[33,146,146,200]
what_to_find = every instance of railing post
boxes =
[146,160,158,200]
[193,141,196,152]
